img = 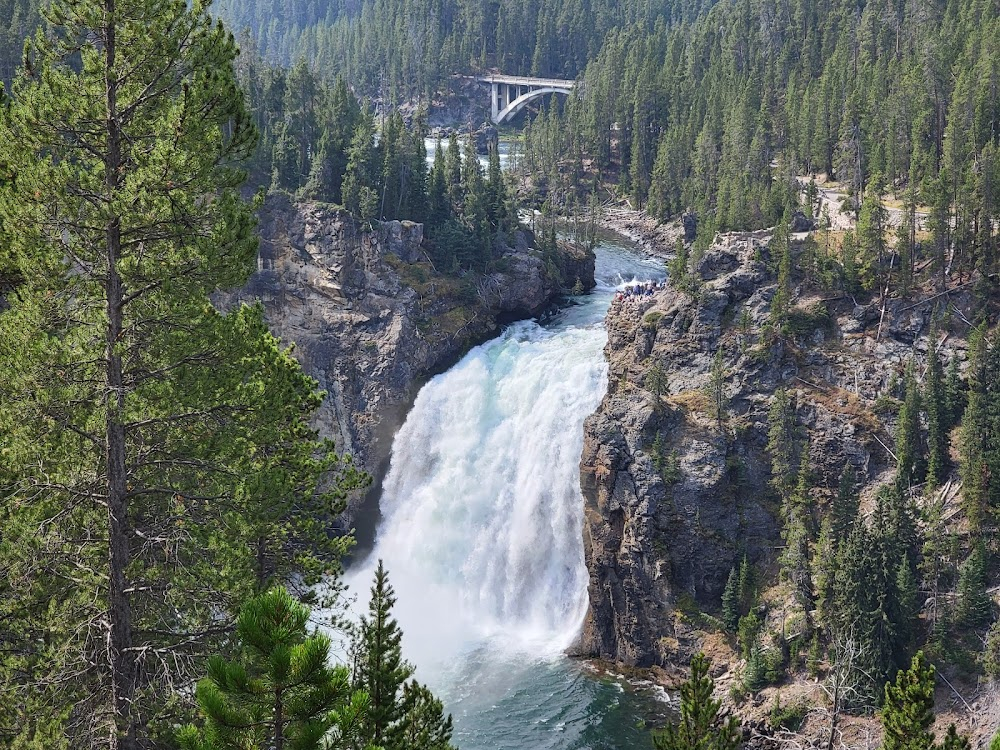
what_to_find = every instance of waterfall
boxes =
[342,238,667,749]
[348,319,607,666]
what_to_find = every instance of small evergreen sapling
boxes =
[652,653,741,750]
[881,652,935,750]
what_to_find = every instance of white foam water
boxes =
[343,237,668,749]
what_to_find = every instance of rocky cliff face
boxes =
[577,229,970,668]
[218,193,594,528]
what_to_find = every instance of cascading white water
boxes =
[344,238,667,749]
[358,320,605,662]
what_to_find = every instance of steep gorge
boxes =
[217,193,595,527]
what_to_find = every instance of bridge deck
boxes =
[475,74,575,88]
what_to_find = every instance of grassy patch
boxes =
[642,310,664,329]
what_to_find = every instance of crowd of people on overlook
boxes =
[612,279,667,309]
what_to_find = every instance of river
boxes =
[425,136,518,172]
[342,235,671,749]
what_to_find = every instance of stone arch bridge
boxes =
[476,74,576,125]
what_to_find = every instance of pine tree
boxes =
[893,555,920,660]
[881,652,936,750]
[722,567,740,632]
[177,588,368,750]
[0,1,365,745]
[645,362,669,408]
[342,115,379,222]
[652,653,741,750]
[956,542,992,629]
[767,388,797,500]
[960,325,1000,529]
[944,358,964,431]
[352,561,455,750]
[832,465,860,542]
[813,515,837,627]
[780,454,813,609]
[444,134,463,207]
[856,175,888,291]
[397,682,455,750]
[939,725,971,750]
[896,364,923,491]
[353,560,413,748]
[983,619,1000,678]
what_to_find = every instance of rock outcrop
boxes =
[577,229,971,667]
[218,193,594,529]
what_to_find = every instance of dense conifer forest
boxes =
[215,0,718,99]
[2,0,1000,747]
[527,0,1000,270]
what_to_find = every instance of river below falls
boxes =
[340,235,670,748]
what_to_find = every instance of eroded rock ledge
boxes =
[219,193,595,527]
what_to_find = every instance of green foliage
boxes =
[706,347,727,425]
[830,486,920,704]
[645,362,669,403]
[939,725,971,750]
[768,696,809,732]
[650,433,681,485]
[855,177,888,292]
[0,0,367,744]
[983,619,1000,678]
[737,611,762,661]
[896,364,924,491]
[784,303,832,339]
[956,542,993,629]
[767,388,797,500]
[522,0,1000,293]
[721,568,740,633]
[652,653,741,750]
[780,453,813,608]
[668,238,697,296]
[351,561,455,750]
[177,588,368,750]
[960,325,1000,529]
[832,465,860,542]
[881,652,936,750]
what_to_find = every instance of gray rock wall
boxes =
[577,230,971,668]
[218,193,594,529]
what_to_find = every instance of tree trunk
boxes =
[274,688,284,750]
[104,2,136,746]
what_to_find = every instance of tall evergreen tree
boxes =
[353,560,413,749]
[767,388,797,500]
[956,542,993,629]
[896,364,924,492]
[0,0,365,746]
[352,561,455,750]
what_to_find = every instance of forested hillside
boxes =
[0,0,40,83]
[216,0,717,99]
[526,0,1000,269]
